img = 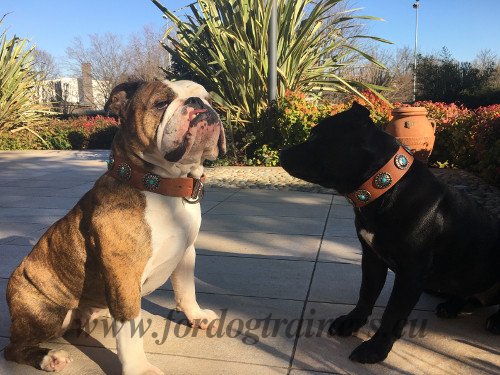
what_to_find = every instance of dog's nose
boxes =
[185,97,204,108]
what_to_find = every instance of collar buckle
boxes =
[183,178,204,204]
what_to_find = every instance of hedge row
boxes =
[0,97,498,186]
[0,115,118,150]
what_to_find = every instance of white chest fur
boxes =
[141,192,201,296]
[359,229,375,247]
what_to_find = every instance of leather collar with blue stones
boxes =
[345,145,414,208]
[105,153,205,204]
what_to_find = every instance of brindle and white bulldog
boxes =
[5,80,226,374]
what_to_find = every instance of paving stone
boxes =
[0,245,31,278]
[207,201,330,218]
[0,195,79,209]
[1,151,498,374]
[201,214,326,236]
[318,236,362,265]
[328,204,355,219]
[309,262,444,311]
[226,189,333,204]
[324,218,358,238]
[163,255,314,300]
[196,231,321,260]
[0,227,48,246]
[0,222,49,245]
[0,343,288,375]
[52,292,303,370]
[292,302,500,375]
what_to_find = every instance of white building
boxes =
[38,63,109,114]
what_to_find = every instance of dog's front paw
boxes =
[40,349,73,372]
[349,333,394,364]
[123,362,164,375]
[435,297,466,319]
[328,314,368,337]
[486,311,500,334]
[188,309,220,331]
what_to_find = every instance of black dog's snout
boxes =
[185,97,205,108]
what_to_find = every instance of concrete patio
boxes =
[0,150,498,375]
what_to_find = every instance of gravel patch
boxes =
[204,166,332,194]
[205,166,500,219]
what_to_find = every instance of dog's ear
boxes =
[104,81,144,117]
[349,101,371,118]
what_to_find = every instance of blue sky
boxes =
[2,0,499,73]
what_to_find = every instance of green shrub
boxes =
[254,89,391,156]
[250,144,280,167]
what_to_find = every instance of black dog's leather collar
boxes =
[346,146,414,208]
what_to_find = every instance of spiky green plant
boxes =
[152,0,390,126]
[0,16,51,134]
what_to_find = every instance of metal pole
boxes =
[268,0,277,103]
[413,0,419,102]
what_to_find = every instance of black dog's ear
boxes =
[104,81,144,117]
[349,101,371,118]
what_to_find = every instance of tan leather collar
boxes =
[346,145,414,208]
[106,153,205,203]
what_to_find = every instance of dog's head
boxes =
[280,102,398,194]
[105,80,226,173]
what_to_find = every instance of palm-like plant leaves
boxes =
[0,17,51,132]
[152,0,390,124]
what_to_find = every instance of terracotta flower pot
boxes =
[384,106,436,164]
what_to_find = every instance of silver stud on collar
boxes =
[373,172,392,189]
[117,163,132,181]
[394,154,409,170]
[355,189,371,203]
[143,173,160,191]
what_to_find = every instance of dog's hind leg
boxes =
[5,288,73,372]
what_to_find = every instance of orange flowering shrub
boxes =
[272,92,498,185]
[469,105,500,185]
[273,89,391,148]
[347,90,393,126]
[401,102,499,186]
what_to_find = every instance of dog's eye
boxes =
[154,100,170,110]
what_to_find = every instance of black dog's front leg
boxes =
[329,245,388,336]
[349,270,423,363]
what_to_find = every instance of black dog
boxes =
[280,102,500,363]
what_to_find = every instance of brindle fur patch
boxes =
[5,175,152,365]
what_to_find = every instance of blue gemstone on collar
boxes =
[374,172,392,189]
[117,163,131,181]
[355,189,371,202]
[394,154,409,170]
[143,173,160,191]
